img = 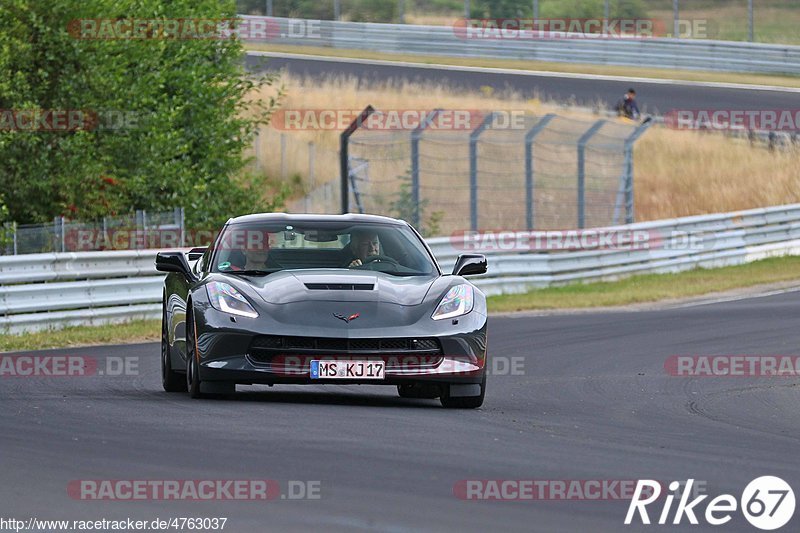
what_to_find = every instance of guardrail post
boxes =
[524,113,556,231]
[410,108,443,228]
[469,112,497,232]
[576,120,606,229]
[340,105,375,214]
[621,118,654,224]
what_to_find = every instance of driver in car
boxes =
[345,230,382,267]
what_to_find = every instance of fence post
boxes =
[576,120,606,229]
[134,210,143,250]
[142,210,148,249]
[308,141,316,189]
[673,0,679,39]
[524,113,556,231]
[254,125,262,171]
[3,222,16,255]
[102,216,108,250]
[410,109,443,228]
[280,133,287,179]
[622,118,654,224]
[53,216,66,253]
[340,105,375,214]
[469,112,497,232]
[176,207,185,247]
[52,217,58,253]
[61,217,66,252]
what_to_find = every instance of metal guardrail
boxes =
[3,203,800,334]
[0,250,165,334]
[245,16,800,75]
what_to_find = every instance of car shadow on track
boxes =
[198,388,444,408]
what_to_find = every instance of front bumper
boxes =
[192,305,488,386]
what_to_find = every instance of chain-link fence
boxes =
[323,110,651,236]
[2,209,185,255]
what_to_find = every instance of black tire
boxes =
[162,304,187,393]
[397,384,416,398]
[186,311,204,399]
[397,383,440,399]
[440,374,486,409]
[185,310,234,398]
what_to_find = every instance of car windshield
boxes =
[210,221,437,276]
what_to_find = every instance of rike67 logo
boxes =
[626,477,795,530]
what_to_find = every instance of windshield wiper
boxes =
[222,269,279,276]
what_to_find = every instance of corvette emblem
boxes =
[333,312,360,323]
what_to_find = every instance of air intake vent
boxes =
[304,283,374,291]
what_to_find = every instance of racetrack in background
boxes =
[245,52,800,115]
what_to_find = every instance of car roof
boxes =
[227,213,407,226]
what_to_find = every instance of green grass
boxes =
[4,256,800,351]
[488,255,800,312]
[0,319,160,353]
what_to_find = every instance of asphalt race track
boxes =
[2,291,799,532]
[244,53,800,115]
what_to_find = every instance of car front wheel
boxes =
[440,374,486,409]
[162,305,187,393]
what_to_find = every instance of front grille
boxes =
[248,335,443,365]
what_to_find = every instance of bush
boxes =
[0,0,283,229]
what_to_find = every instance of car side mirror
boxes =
[187,247,207,261]
[155,251,197,281]
[452,254,487,276]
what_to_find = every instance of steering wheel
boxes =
[361,255,399,266]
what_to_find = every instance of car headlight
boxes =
[206,281,258,318]
[432,284,474,320]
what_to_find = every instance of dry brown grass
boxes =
[250,74,800,227]
[635,128,800,220]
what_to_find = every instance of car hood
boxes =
[244,270,437,306]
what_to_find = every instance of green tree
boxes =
[0,0,282,228]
